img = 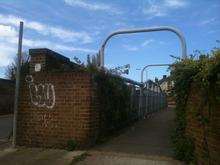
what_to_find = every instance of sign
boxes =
[35,63,41,72]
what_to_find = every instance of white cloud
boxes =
[24,38,96,53]
[159,41,167,45]
[64,0,121,14]
[198,18,217,26]
[49,27,92,43]
[164,0,187,8]
[123,45,138,51]
[143,0,188,18]
[0,43,16,67]
[141,39,154,47]
[207,29,220,34]
[2,35,96,53]
[0,14,92,44]
[143,3,166,17]
[54,44,96,53]
[0,23,95,53]
[0,24,17,67]
[123,39,165,52]
[0,23,96,68]
[0,24,17,38]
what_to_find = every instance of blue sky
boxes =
[0,0,219,81]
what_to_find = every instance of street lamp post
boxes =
[12,21,23,147]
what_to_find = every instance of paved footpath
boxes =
[77,108,183,165]
[0,108,183,165]
[0,147,85,165]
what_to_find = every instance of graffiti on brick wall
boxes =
[25,75,56,109]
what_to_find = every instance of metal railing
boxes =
[98,26,187,67]
[140,82,167,117]
[97,26,187,119]
[124,80,167,120]
[141,64,171,83]
[138,64,171,118]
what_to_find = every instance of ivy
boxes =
[170,48,220,164]
[86,65,138,141]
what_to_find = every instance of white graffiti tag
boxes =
[25,75,56,109]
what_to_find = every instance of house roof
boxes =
[158,76,170,85]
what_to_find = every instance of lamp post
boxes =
[12,21,23,147]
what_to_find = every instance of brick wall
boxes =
[186,81,220,164]
[29,48,82,73]
[17,48,99,149]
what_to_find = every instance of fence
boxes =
[125,79,167,119]
[139,81,167,118]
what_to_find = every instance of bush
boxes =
[86,65,138,140]
[67,139,77,151]
[170,48,220,163]
[94,71,136,135]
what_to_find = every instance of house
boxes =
[158,75,173,95]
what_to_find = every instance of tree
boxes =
[5,52,30,80]
[109,64,130,75]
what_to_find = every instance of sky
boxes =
[0,0,219,81]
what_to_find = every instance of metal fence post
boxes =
[156,86,158,111]
[145,83,149,115]
[138,86,143,119]
[157,86,159,111]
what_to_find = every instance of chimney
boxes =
[163,75,167,79]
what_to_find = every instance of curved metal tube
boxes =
[141,64,171,83]
[99,26,187,67]
[139,63,171,119]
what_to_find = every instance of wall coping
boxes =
[29,48,70,63]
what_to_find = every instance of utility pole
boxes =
[12,21,23,148]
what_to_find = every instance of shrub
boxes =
[86,65,138,140]
[170,48,220,163]
[94,71,136,136]
[67,139,77,151]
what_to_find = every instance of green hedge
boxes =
[94,71,138,137]
[86,65,138,140]
[170,48,220,163]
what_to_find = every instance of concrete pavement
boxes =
[0,147,86,165]
[77,151,182,165]
[93,108,175,156]
[76,108,182,165]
